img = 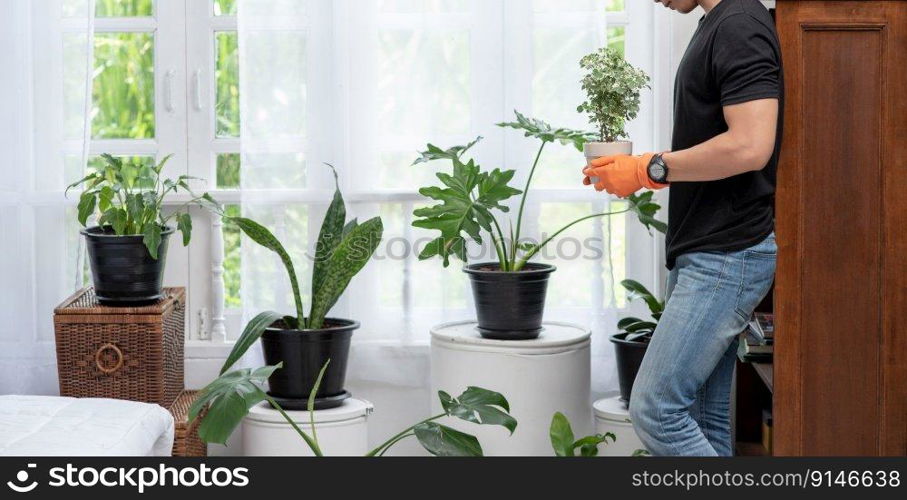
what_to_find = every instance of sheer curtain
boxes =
[237,0,657,452]
[0,0,95,395]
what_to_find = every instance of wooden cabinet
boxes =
[774,0,907,456]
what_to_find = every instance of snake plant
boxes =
[216,165,382,368]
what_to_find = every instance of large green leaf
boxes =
[189,364,280,445]
[312,165,346,306]
[308,217,383,329]
[142,223,162,259]
[550,412,615,457]
[628,191,667,235]
[497,111,597,152]
[439,386,517,435]
[177,212,193,246]
[550,412,576,457]
[220,310,284,375]
[413,422,483,457]
[621,279,664,315]
[77,192,96,226]
[412,148,521,266]
[228,217,304,323]
[412,136,482,165]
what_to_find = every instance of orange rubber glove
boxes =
[583,153,668,198]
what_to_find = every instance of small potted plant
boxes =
[612,279,664,402]
[216,165,383,410]
[577,48,650,181]
[413,112,663,340]
[66,154,218,304]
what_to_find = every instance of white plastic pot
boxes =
[242,398,373,456]
[584,141,633,184]
[430,321,592,456]
[593,395,647,456]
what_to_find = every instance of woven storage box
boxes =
[169,390,207,457]
[53,287,185,408]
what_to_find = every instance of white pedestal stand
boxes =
[593,395,647,456]
[430,321,592,456]
[242,398,373,456]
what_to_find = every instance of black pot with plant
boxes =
[67,154,218,304]
[612,279,665,402]
[412,113,664,340]
[218,165,383,410]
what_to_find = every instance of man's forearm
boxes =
[662,131,770,182]
[662,98,779,183]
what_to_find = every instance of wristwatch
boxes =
[647,154,670,185]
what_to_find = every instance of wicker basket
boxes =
[53,287,185,408]
[169,390,207,457]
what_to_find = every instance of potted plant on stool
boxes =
[413,112,663,340]
[217,165,383,410]
[577,48,650,183]
[612,279,665,403]
[66,154,218,304]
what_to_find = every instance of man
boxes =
[583,0,782,456]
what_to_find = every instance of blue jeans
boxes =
[629,233,777,456]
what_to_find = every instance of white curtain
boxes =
[237,0,658,453]
[0,0,94,395]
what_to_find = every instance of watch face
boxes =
[649,164,667,183]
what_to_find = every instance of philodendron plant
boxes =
[617,279,665,343]
[412,111,665,272]
[191,358,517,457]
[578,48,650,143]
[66,154,218,258]
[219,165,383,343]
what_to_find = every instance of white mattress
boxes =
[0,395,174,456]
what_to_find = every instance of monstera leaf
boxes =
[412,138,522,267]
[497,110,598,151]
[413,423,483,457]
[189,364,281,446]
[628,191,667,235]
[439,386,518,435]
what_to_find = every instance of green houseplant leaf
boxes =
[227,217,305,324]
[497,110,598,152]
[189,364,280,446]
[220,310,284,375]
[550,412,616,457]
[309,217,384,329]
[550,412,576,457]
[311,164,347,305]
[438,386,517,435]
[578,47,651,142]
[412,423,483,457]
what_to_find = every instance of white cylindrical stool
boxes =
[242,398,373,456]
[431,321,591,456]
[593,395,647,456]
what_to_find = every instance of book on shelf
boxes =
[738,316,773,362]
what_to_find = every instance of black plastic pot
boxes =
[464,262,556,341]
[82,226,173,305]
[261,319,358,410]
[611,332,650,403]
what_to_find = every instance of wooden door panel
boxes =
[774,0,907,456]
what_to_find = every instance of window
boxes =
[43,0,661,349]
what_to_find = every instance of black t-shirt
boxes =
[666,0,783,269]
